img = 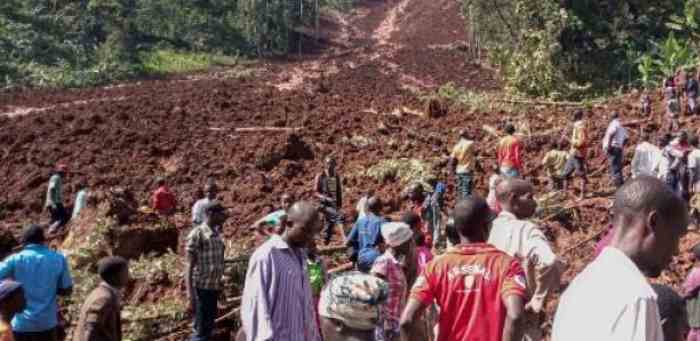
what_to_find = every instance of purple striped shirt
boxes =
[241,235,321,341]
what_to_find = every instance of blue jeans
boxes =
[192,288,219,341]
[607,147,624,187]
[456,173,473,200]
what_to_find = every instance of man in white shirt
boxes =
[688,135,700,196]
[192,182,218,225]
[488,178,561,341]
[603,112,628,188]
[552,176,689,341]
[631,131,662,179]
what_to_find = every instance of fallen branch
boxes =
[563,227,609,255]
[234,127,302,133]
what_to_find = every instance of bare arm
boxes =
[399,298,429,341]
[502,294,525,341]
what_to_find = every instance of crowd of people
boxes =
[0,70,699,341]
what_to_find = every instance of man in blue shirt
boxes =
[0,225,73,341]
[346,196,386,272]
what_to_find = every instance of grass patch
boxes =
[422,82,524,114]
[365,158,435,184]
[139,49,241,75]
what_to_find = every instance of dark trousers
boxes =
[14,329,57,341]
[321,205,341,243]
[192,288,219,341]
[456,173,473,200]
[607,147,624,187]
[48,204,68,228]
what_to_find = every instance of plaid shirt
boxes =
[371,251,407,340]
[186,223,225,290]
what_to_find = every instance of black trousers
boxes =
[14,328,57,341]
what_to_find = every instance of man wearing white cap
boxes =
[371,222,415,341]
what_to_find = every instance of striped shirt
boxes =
[241,235,321,341]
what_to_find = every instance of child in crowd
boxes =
[666,85,681,132]
[307,239,328,337]
[415,233,433,275]
[486,170,503,215]
[685,243,700,341]
[542,139,569,190]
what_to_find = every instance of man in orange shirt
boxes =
[497,124,523,178]
[0,280,25,341]
[400,196,527,341]
[152,177,177,215]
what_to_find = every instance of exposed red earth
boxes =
[1,0,699,339]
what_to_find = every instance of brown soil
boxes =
[0,0,697,339]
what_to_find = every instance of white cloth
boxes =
[381,222,413,247]
[631,142,663,179]
[356,195,370,220]
[488,211,558,310]
[71,189,88,219]
[552,247,663,341]
[191,198,212,225]
[602,119,627,151]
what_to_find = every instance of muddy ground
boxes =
[2,0,700,339]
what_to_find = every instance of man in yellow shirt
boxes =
[0,280,26,341]
[559,110,588,199]
[449,129,479,200]
[542,140,569,190]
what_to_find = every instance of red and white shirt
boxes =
[410,243,528,341]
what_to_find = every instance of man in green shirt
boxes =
[46,164,68,232]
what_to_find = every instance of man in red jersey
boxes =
[399,196,527,341]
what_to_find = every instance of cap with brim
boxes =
[0,280,22,301]
[56,164,68,172]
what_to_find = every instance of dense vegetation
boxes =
[463,0,700,99]
[0,0,327,88]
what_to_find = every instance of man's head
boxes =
[407,183,424,202]
[283,201,322,248]
[204,182,218,200]
[640,129,652,143]
[98,256,130,288]
[660,133,672,148]
[319,272,389,341]
[325,157,337,174]
[504,123,516,136]
[0,280,25,318]
[690,135,699,148]
[679,131,689,144]
[400,211,421,231]
[453,196,495,243]
[573,109,584,121]
[651,284,688,341]
[155,177,166,187]
[280,194,293,209]
[610,176,688,278]
[366,196,382,214]
[56,163,67,176]
[459,129,470,140]
[496,178,537,219]
[444,217,459,246]
[21,224,45,245]
[611,111,620,120]
[381,222,414,256]
[203,201,229,228]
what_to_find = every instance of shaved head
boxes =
[366,196,381,213]
[612,176,687,223]
[284,201,321,248]
[496,178,536,219]
[611,176,688,278]
[453,196,494,242]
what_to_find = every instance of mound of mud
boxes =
[254,133,314,171]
